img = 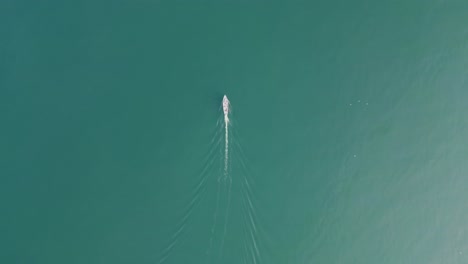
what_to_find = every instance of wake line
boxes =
[223,95,230,178]
[207,95,232,263]
[218,95,232,260]
[157,132,222,264]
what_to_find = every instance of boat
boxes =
[222,95,230,116]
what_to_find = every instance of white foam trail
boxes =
[218,95,232,260]
[207,99,229,263]
[222,95,230,178]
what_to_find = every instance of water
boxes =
[1,1,468,263]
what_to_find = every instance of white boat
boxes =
[222,95,230,115]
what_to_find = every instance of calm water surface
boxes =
[1,1,468,263]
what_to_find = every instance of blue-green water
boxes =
[2,1,468,263]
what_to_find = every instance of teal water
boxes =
[2,1,468,263]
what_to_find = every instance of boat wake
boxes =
[157,95,268,264]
